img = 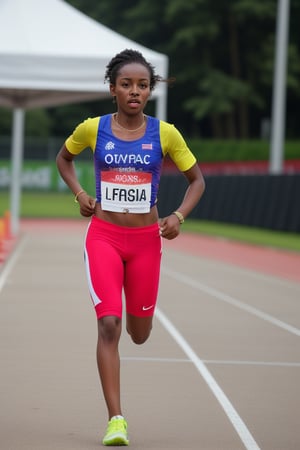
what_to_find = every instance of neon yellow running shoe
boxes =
[102,416,129,446]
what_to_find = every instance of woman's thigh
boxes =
[124,229,162,317]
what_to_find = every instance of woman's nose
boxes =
[130,86,139,96]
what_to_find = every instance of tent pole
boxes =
[10,108,25,236]
[269,0,290,174]
[155,87,167,122]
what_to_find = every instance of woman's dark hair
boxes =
[104,48,163,91]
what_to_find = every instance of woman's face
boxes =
[110,63,151,115]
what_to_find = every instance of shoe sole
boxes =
[103,433,129,446]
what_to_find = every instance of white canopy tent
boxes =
[0,0,168,234]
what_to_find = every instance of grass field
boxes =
[1,191,299,252]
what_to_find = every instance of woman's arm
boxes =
[56,145,96,217]
[159,163,205,240]
[174,163,205,219]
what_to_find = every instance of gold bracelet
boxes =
[74,189,85,203]
[172,210,185,224]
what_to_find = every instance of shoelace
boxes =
[108,419,127,433]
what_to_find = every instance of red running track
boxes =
[1,219,300,284]
[163,232,300,283]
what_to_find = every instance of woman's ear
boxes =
[110,84,116,103]
[110,84,116,96]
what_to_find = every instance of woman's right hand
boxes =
[78,193,96,217]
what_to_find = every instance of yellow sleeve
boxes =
[65,117,100,154]
[160,121,196,172]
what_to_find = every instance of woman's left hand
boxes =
[159,215,181,240]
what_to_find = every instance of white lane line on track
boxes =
[0,237,27,295]
[122,357,190,363]
[162,266,300,337]
[203,360,300,367]
[155,307,261,450]
[204,256,300,289]
[227,265,300,288]
[121,357,300,367]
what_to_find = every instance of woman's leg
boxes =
[124,225,162,345]
[97,315,123,419]
[98,315,129,446]
[85,220,125,418]
[84,218,130,444]
[126,314,153,344]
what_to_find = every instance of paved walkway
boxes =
[0,219,299,449]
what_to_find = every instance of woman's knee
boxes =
[98,316,122,343]
[129,329,152,345]
[126,314,153,345]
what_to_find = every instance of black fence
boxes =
[157,174,300,233]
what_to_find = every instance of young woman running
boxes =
[56,48,205,446]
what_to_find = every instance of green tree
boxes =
[161,0,277,138]
[59,1,300,139]
[0,107,51,137]
[2,0,299,142]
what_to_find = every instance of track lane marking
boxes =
[121,357,300,367]
[162,267,300,337]
[155,307,261,450]
[0,236,27,295]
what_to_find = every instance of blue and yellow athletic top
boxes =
[65,114,196,213]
